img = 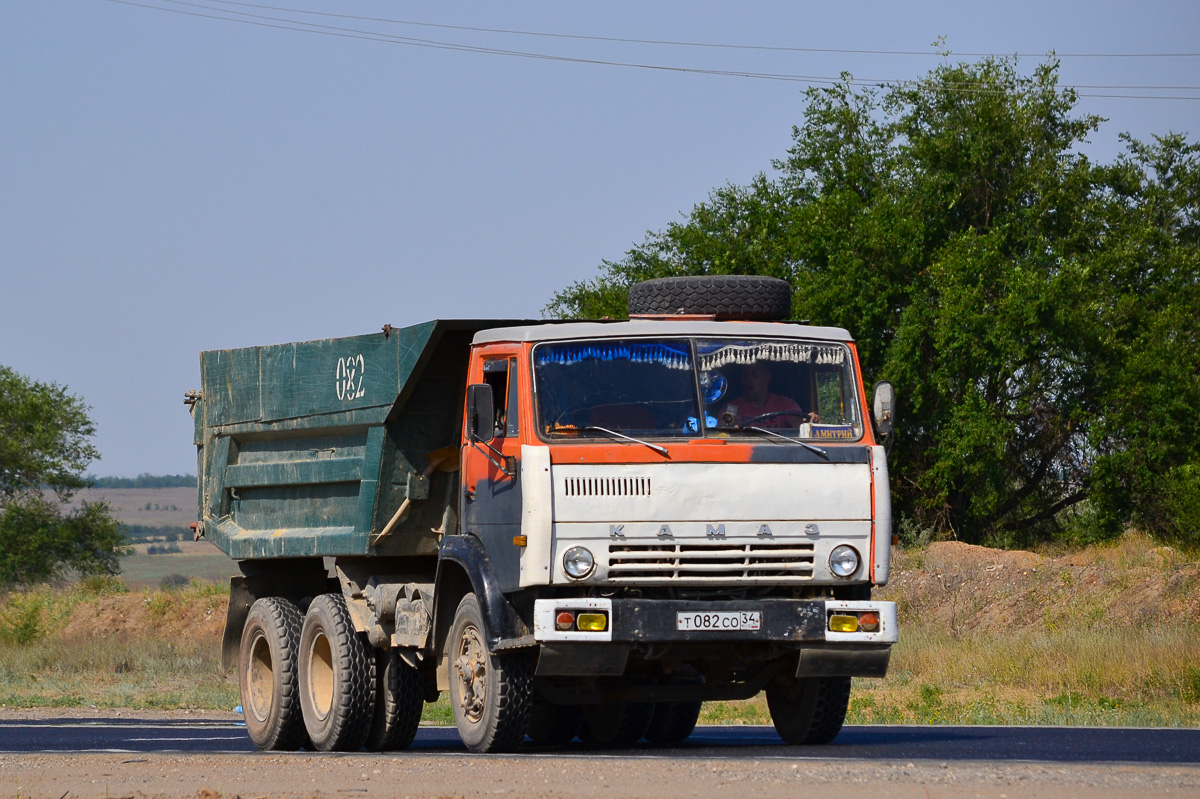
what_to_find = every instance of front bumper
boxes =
[532,597,896,680]
[533,597,897,644]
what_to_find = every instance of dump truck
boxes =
[190,276,898,753]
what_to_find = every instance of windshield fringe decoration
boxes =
[697,343,845,370]
[536,342,692,370]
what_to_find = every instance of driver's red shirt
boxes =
[724,393,802,428]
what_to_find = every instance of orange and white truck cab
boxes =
[454,315,897,743]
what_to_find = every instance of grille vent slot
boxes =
[606,542,814,583]
[563,476,652,497]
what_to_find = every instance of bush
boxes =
[159,574,190,590]
[0,594,46,645]
[80,575,127,595]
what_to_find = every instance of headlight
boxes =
[828,545,860,578]
[563,546,595,579]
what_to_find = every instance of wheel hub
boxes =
[246,630,273,723]
[454,624,487,723]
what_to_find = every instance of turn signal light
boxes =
[576,613,607,632]
[858,612,880,632]
[556,611,575,631]
[828,614,859,633]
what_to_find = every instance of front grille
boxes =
[606,541,815,583]
[562,476,652,497]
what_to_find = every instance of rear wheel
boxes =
[298,593,376,751]
[448,593,534,753]
[365,648,424,751]
[644,701,702,745]
[580,702,654,746]
[766,676,851,745]
[239,597,307,751]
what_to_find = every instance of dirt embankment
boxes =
[879,536,1200,633]
[61,590,226,644]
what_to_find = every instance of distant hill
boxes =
[87,473,197,489]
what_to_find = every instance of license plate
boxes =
[676,611,761,631]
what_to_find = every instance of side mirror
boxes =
[466,384,495,444]
[872,380,895,438]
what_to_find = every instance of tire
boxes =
[365,648,424,751]
[766,676,851,745]
[448,594,534,753]
[298,593,376,752]
[238,597,308,751]
[644,701,702,745]
[579,702,654,746]
[627,275,792,320]
[526,697,583,745]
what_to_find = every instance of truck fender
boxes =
[432,534,533,658]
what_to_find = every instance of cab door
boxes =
[461,347,525,591]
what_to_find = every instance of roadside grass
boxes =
[0,579,236,710]
[0,633,236,710]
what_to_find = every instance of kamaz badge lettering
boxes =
[609,524,625,538]
[658,524,673,538]
[336,354,366,401]
[706,524,726,539]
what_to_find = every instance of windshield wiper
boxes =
[743,426,829,459]
[581,426,670,457]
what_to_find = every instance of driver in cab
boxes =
[720,362,813,429]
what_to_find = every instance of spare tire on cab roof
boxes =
[627,275,792,321]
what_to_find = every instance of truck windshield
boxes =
[534,339,700,438]
[534,337,863,441]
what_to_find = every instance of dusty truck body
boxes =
[192,277,898,753]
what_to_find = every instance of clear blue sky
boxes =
[2,1,1197,477]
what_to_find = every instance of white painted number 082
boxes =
[336,354,365,401]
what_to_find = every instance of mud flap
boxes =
[535,643,629,677]
[796,644,891,678]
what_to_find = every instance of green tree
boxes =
[0,365,124,587]
[1084,134,1200,541]
[548,58,1200,546]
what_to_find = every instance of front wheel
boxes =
[766,676,851,745]
[448,593,534,753]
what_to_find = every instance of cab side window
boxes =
[482,359,509,437]
[481,357,520,437]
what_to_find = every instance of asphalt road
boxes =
[2,718,1198,764]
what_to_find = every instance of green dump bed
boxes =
[194,320,519,560]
